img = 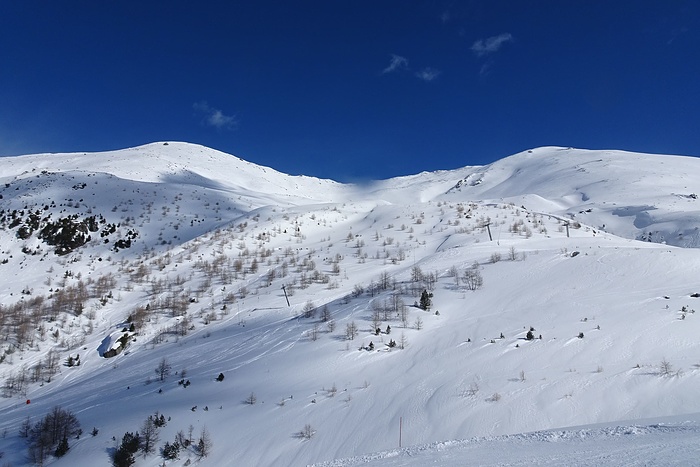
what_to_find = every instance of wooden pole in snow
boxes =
[399,416,402,448]
[281,285,290,307]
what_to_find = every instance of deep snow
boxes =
[0,142,699,466]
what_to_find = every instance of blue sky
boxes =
[1,1,698,182]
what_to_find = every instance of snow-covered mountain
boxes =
[1,142,699,466]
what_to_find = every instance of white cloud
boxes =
[415,67,441,82]
[193,101,238,130]
[479,61,493,77]
[382,55,440,82]
[471,33,513,57]
[382,54,409,74]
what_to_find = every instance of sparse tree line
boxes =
[294,260,488,350]
[0,271,121,354]
[3,349,68,397]
[0,200,466,372]
[0,197,592,443]
[0,199,551,404]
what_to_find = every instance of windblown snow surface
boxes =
[0,143,699,466]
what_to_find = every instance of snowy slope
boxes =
[314,412,700,466]
[0,143,699,466]
[442,147,700,247]
[0,142,347,203]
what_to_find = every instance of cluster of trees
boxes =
[19,406,81,465]
[106,402,215,465]
[0,270,120,357]
[449,262,483,291]
[1,200,502,402]
[3,350,62,397]
[0,194,436,366]
[0,204,111,255]
[113,411,213,466]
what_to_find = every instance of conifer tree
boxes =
[419,289,432,310]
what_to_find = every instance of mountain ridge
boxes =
[1,142,700,466]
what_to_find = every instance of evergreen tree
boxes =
[112,445,135,467]
[419,289,432,310]
[112,431,139,466]
[55,435,69,457]
[120,432,140,454]
[162,441,180,460]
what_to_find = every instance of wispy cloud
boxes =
[382,54,409,74]
[382,54,440,82]
[193,101,238,130]
[415,67,441,82]
[471,33,513,57]
[478,61,493,77]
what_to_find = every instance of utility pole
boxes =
[564,221,570,238]
[484,222,493,241]
[281,285,290,307]
[399,417,402,448]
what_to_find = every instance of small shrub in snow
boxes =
[463,269,483,291]
[309,323,320,341]
[246,392,257,405]
[659,358,673,377]
[162,440,180,460]
[327,383,338,397]
[152,411,167,427]
[320,304,331,321]
[345,321,358,340]
[509,246,518,261]
[414,316,423,330]
[155,357,171,382]
[299,424,315,440]
[302,300,316,318]
[399,332,408,349]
